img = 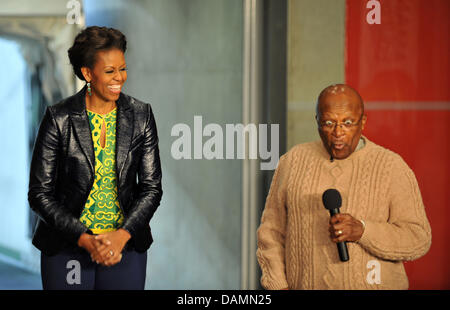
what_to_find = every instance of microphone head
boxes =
[322,189,342,210]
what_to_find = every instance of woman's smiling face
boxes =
[81,48,127,103]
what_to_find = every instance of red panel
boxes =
[346,0,450,102]
[346,0,450,289]
[363,111,450,289]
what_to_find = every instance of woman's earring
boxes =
[87,82,92,96]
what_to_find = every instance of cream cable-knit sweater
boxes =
[256,137,431,290]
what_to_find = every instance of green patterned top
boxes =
[79,107,124,234]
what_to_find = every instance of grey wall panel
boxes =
[287,0,346,148]
[85,0,243,289]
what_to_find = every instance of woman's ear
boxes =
[81,67,91,83]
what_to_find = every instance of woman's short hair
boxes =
[68,26,127,81]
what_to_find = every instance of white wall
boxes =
[0,38,31,256]
[0,0,70,16]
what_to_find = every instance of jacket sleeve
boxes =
[256,154,289,290]
[28,107,89,245]
[121,104,163,239]
[357,156,432,261]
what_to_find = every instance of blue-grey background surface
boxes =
[84,0,243,289]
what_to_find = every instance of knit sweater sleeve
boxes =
[357,155,432,261]
[256,154,290,290]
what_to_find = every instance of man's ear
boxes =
[80,67,91,83]
[361,114,367,130]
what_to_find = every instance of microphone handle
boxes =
[337,242,349,262]
[329,208,350,262]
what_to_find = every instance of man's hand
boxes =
[94,229,131,267]
[328,213,364,243]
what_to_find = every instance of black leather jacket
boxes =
[28,86,162,255]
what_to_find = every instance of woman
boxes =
[28,26,162,290]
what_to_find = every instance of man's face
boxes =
[317,92,366,160]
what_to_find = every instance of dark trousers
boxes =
[40,249,147,290]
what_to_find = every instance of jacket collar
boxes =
[70,85,132,114]
[69,86,134,181]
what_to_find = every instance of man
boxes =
[256,84,431,289]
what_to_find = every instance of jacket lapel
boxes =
[116,94,134,180]
[70,87,95,178]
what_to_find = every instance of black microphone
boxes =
[322,189,349,262]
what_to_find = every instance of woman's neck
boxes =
[85,93,116,114]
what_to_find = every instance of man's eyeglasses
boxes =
[317,114,364,132]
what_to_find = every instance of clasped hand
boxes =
[78,229,131,267]
[328,213,364,243]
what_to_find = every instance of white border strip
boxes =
[241,0,263,290]
[365,101,450,110]
[241,0,251,291]
[289,101,450,111]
